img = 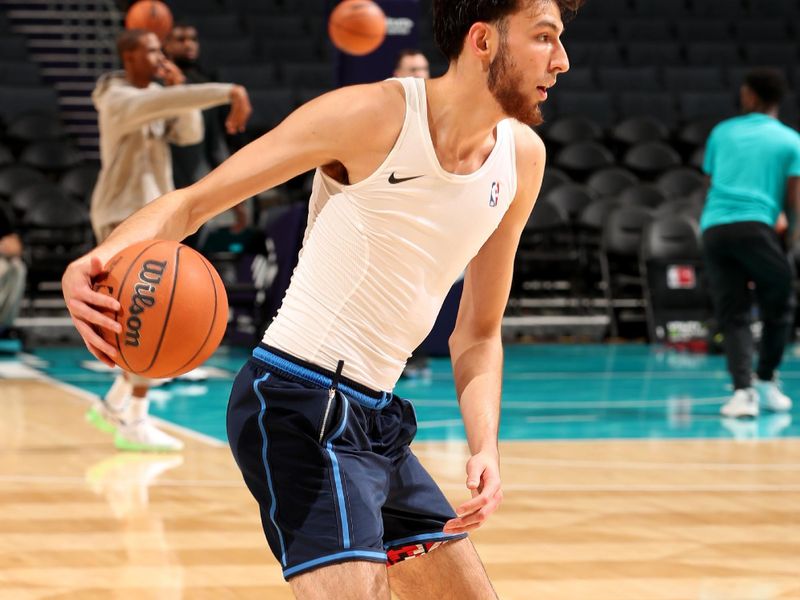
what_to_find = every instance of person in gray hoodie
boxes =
[86,28,251,452]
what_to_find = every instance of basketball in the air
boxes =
[125,0,173,41]
[93,240,228,379]
[329,0,387,56]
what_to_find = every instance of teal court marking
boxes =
[6,343,799,442]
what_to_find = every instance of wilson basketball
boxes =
[93,240,228,379]
[328,0,387,56]
[125,0,173,41]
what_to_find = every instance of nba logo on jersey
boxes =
[489,181,500,207]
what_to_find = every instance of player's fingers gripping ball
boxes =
[92,240,228,378]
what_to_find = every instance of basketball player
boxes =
[63,0,580,596]
[86,28,251,452]
[393,48,430,78]
[701,68,800,419]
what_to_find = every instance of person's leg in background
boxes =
[703,224,759,417]
[743,224,794,412]
[0,255,27,336]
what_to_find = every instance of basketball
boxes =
[328,0,387,56]
[92,240,228,379]
[125,0,173,41]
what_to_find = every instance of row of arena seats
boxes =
[548,140,705,182]
[557,41,800,68]
[0,162,98,212]
[554,66,800,94]
[0,31,331,70]
[515,190,711,340]
[540,166,707,206]
[416,0,799,20]
[0,155,96,305]
[163,0,319,16]
[541,91,798,136]
[561,18,800,43]
[172,12,326,39]
[541,115,712,162]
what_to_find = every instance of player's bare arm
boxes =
[786,176,800,245]
[444,123,546,534]
[62,81,405,364]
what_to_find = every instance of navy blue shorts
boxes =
[226,345,467,580]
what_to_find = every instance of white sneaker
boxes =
[177,366,210,382]
[754,379,792,412]
[720,388,759,418]
[114,419,184,452]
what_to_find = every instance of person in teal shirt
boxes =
[701,68,800,419]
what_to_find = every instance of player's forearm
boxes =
[450,334,503,456]
[89,189,194,264]
[111,83,234,131]
[785,177,800,245]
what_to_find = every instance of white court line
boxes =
[440,483,800,493]
[412,396,730,409]
[416,419,464,429]
[524,415,600,423]
[0,474,240,487]
[415,449,800,471]
[2,475,799,494]
[421,369,800,381]
[38,374,227,448]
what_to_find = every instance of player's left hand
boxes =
[443,450,503,534]
[225,85,252,134]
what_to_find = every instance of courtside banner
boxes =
[334,0,420,85]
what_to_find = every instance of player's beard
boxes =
[487,36,543,126]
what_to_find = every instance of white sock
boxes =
[104,375,131,413]
[125,395,150,423]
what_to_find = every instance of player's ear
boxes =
[466,22,494,66]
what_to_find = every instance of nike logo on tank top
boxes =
[263,77,518,390]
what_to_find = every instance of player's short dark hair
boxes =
[395,48,425,70]
[433,0,585,60]
[743,68,787,107]
[116,28,149,59]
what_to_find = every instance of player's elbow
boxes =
[449,318,502,356]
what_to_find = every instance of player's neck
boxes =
[125,70,151,89]
[425,72,505,161]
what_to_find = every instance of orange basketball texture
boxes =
[328,0,387,56]
[125,0,173,41]
[93,240,228,379]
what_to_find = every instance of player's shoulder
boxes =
[508,119,546,161]
[308,80,405,121]
[508,120,546,189]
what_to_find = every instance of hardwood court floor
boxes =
[1,380,799,599]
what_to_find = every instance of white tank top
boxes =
[262,77,517,390]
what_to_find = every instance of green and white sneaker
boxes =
[85,402,124,434]
[114,419,184,452]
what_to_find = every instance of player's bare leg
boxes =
[388,538,497,599]
[289,561,390,600]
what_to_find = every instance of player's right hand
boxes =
[62,255,122,368]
